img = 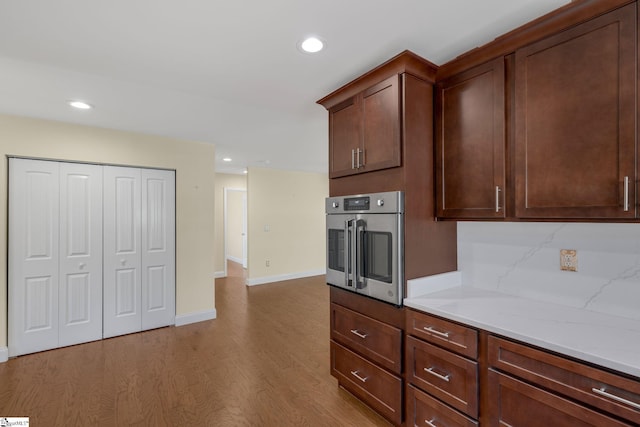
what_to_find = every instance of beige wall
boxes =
[214,173,247,274]
[247,167,328,283]
[0,114,217,349]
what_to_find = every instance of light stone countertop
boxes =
[404,272,640,379]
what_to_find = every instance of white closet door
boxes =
[103,166,142,338]
[9,158,60,356]
[58,162,103,347]
[141,169,175,330]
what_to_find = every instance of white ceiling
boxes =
[0,0,570,174]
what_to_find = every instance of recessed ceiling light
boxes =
[299,36,325,53]
[68,100,92,110]
[243,170,248,174]
[222,157,232,162]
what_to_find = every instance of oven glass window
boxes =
[327,229,345,272]
[363,231,392,283]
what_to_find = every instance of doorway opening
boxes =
[223,187,247,277]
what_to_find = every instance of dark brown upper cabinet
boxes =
[328,74,401,178]
[436,57,506,219]
[514,3,636,219]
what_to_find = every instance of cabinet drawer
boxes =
[406,335,478,418]
[331,303,402,374]
[488,370,631,426]
[330,340,403,425]
[406,309,477,358]
[488,335,640,425]
[406,384,477,427]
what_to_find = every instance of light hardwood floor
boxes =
[0,261,391,426]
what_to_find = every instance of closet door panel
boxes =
[9,158,60,356]
[59,162,103,346]
[103,166,142,338]
[141,169,175,330]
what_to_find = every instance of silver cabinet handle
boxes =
[495,186,501,212]
[424,367,450,382]
[350,329,367,339]
[623,176,629,212]
[120,259,126,266]
[356,148,361,169]
[350,370,368,383]
[592,387,640,410]
[351,149,356,169]
[425,420,437,427]
[361,148,365,167]
[423,326,450,339]
[78,262,86,270]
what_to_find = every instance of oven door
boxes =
[326,213,354,291]
[355,213,403,305]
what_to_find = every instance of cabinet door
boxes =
[362,74,402,174]
[9,158,60,356]
[515,4,636,219]
[488,370,630,426]
[329,96,361,178]
[59,162,103,347]
[103,166,142,338]
[436,58,505,218]
[141,169,175,330]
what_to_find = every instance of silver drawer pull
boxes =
[424,367,450,382]
[424,326,450,339]
[350,329,367,339]
[623,176,630,212]
[425,419,437,427]
[350,370,368,383]
[592,387,640,410]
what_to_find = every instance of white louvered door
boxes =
[9,158,60,356]
[103,166,142,338]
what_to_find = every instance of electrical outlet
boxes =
[266,260,270,267]
[560,249,577,272]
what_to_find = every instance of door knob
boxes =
[120,259,126,265]
[78,262,86,270]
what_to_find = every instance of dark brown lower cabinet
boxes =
[405,309,640,426]
[329,287,405,425]
[406,384,477,427]
[488,370,631,426]
[331,341,403,425]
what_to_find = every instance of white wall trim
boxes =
[175,309,217,326]
[227,255,243,264]
[246,269,325,286]
[214,270,226,279]
[0,346,8,363]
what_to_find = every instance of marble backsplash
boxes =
[457,222,640,321]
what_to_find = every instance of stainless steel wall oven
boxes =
[325,191,404,305]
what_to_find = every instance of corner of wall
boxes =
[0,346,8,363]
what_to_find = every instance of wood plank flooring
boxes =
[0,261,391,426]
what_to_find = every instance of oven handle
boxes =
[355,219,366,289]
[344,219,353,287]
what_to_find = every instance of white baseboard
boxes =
[214,270,226,279]
[246,269,325,286]
[0,346,8,363]
[175,308,217,326]
[227,255,243,264]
